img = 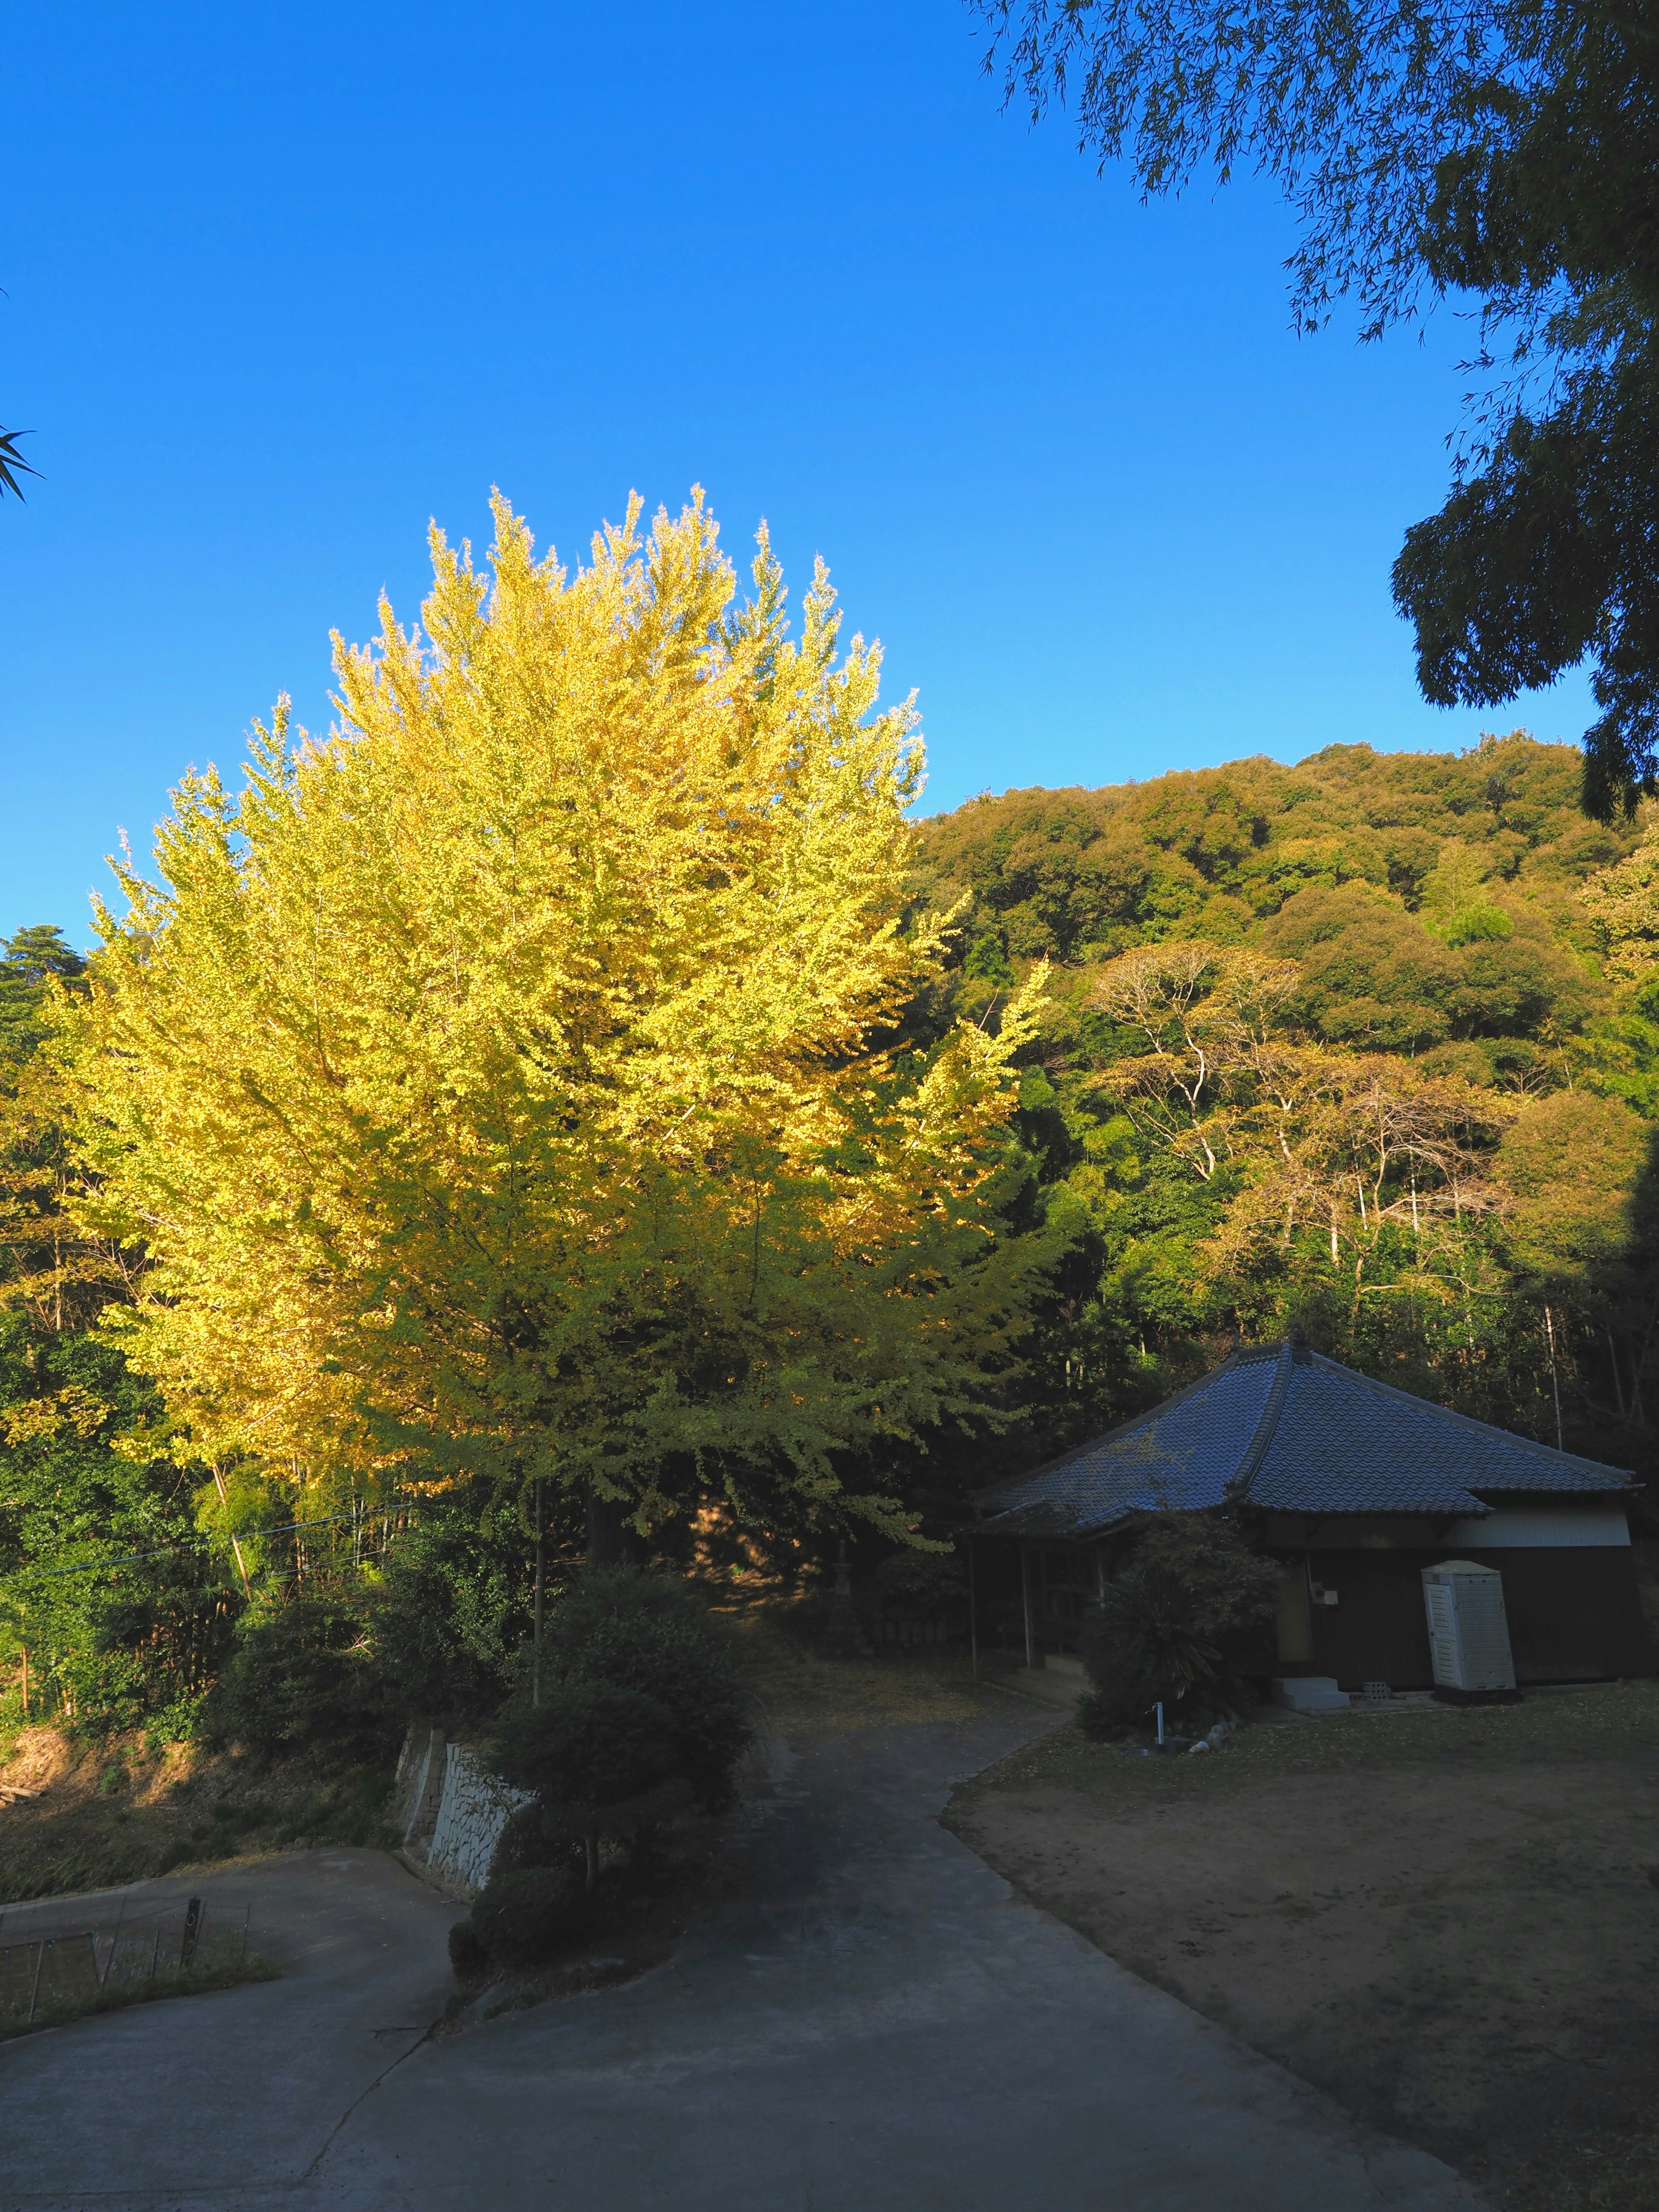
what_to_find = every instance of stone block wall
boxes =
[393,1723,533,1900]
[393,1725,448,1846]
[427,1746,534,1897]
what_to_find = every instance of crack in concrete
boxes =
[298,2017,439,2185]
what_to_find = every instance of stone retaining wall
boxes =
[392,1723,533,1900]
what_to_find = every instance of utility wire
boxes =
[9,1501,421,1586]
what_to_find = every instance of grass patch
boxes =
[0,1726,397,1903]
[0,1951,280,2042]
[970,1678,1659,1802]
[723,1604,988,1732]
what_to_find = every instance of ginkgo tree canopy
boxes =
[66,491,1052,1543]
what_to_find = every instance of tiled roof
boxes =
[976,1338,1632,1538]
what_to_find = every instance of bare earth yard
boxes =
[946,1681,1659,2212]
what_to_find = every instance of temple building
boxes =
[973,1332,1650,1689]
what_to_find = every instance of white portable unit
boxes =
[1421,1560,1516,1693]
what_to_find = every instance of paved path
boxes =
[0,1689,1479,2211]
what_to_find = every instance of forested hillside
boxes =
[0,928,233,1733]
[10,572,1659,1753]
[911,734,1659,1493]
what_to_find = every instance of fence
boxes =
[0,1893,249,2030]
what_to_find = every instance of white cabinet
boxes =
[1421,1560,1516,1693]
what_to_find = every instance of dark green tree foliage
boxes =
[915,737,1623,976]
[976,0,1533,331]
[1397,5,1659,817]
[1077,1513,1283,1736]
[536,1569,752,1810]
[871,1552,967,1614]
[0,927,86,1062]
[0,924,238,1734]
[366,1476,537,1724]
[973,0,1659,815]
[204,1597,393,1759]
[0,1327,234,1734]
[494,1683,680,1813]
[493,1682,690,1894]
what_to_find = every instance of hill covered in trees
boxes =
[911,734,1659,1489]
[7,528,1659,1759]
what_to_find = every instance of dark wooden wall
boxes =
[1278,1548,1652,1688]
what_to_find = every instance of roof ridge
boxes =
[1230,1338,1296,1500]
[1303,1349,1633,1480]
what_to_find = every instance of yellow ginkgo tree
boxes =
[64,491,1051,1548]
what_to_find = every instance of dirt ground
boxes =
[0,1725,395,1901]
[946,1681,1659,2212]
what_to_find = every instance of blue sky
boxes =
[1,0,1593,945]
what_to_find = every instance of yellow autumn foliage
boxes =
[1582,809,1659,976]
[63,491,1049,1539]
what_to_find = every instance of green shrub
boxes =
[366,1490,528,1724]
[448,1920,487,1977]
[492,1680,695,1890]
[488,1802,559,1882]
[540,1569,751,1810]
[1078,1513,1282,1737]
[493,1682,679,1810]
[201,1598,393,1759]
[467,1865,589,1970]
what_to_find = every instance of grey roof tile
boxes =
[976,1339,1631,1538]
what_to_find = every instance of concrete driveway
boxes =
[0,1689,1478,2211]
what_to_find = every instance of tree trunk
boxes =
[585,1488,629,1566]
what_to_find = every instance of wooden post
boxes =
[99,1888,127,1989]
[1020,1546,1035,1671]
